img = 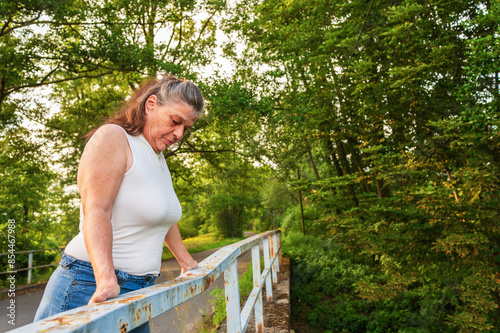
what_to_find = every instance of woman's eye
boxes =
[172,119,180,125]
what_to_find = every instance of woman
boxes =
[34,75,203,332]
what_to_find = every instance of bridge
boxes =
[4,230,284,333]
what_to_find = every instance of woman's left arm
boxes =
[164,225,198,274]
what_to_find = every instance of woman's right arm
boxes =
[77,125,132,304]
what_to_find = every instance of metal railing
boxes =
[9,230,282,333]
[0,247,65,285]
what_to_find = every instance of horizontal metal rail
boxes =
[0,263,58,274]
[9,230,282,333]
[0,247,66,256]
[0,247,65,284]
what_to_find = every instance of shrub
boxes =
[284,233,467,332]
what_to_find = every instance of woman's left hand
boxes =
[181,260,198,275]
[164,225,199,276]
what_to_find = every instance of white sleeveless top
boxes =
[65,124,182,275]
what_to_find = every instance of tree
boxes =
[0,127,57,285]
[225,0,500,330]
[1,0,228,245]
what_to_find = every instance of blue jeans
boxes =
[34,253,157,332]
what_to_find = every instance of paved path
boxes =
[0,234,254,333]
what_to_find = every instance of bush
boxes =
[284,232,372,331]
[284,233,464,332]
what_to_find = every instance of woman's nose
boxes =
[173,126,184,140]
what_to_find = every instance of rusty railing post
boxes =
[274,233,281,272]
[277,232,282,266]
[270,234,278,283]
[225,259,241,332]
[263,237,273,301]
[252,244,263,332]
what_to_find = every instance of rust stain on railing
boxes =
[9,230,282,333]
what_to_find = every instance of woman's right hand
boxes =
[88,279,121,304]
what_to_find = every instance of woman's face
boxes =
[143,96,199,153]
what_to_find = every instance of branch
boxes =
[196,152,223,170]
[148,3,157,43]
[7,71,114,95]
[129,82,136,91]
[10,19,183,26]
[340,0,375,84]
[180,149,239,154]
[1,9,46,37]
[163,141,184,158]
[162,24,177,60]
[140,13,148,40]
[0,75,6,107]
[169,169,190,182]
[0,16,13,37]
[164,146,225,171]
[193,12,217,47]
[172,17,183,63]
[38,64,61,86]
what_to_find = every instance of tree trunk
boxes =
[347,138,370,193]
[444,165,460,203]
[328,141,344,177]
[335,140,360,206]
[376,177,385,198]
[308,149,320,179]
[298,169,306,235]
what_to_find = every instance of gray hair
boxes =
[87,75,204,139]
[155,76,204,114]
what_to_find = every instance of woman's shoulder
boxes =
[85,124,130,152]
[95,124,128,137]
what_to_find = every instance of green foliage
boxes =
[280,205,323,237]
[284,233,465,332]
[225,0,500,331]
[0,0,250,253]
[161,234,244,261]
[209,286,226,328]
[0,127,58,256]
[285,233,371,331]
[238,261,255,299]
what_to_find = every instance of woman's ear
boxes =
[145,95,158,114]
